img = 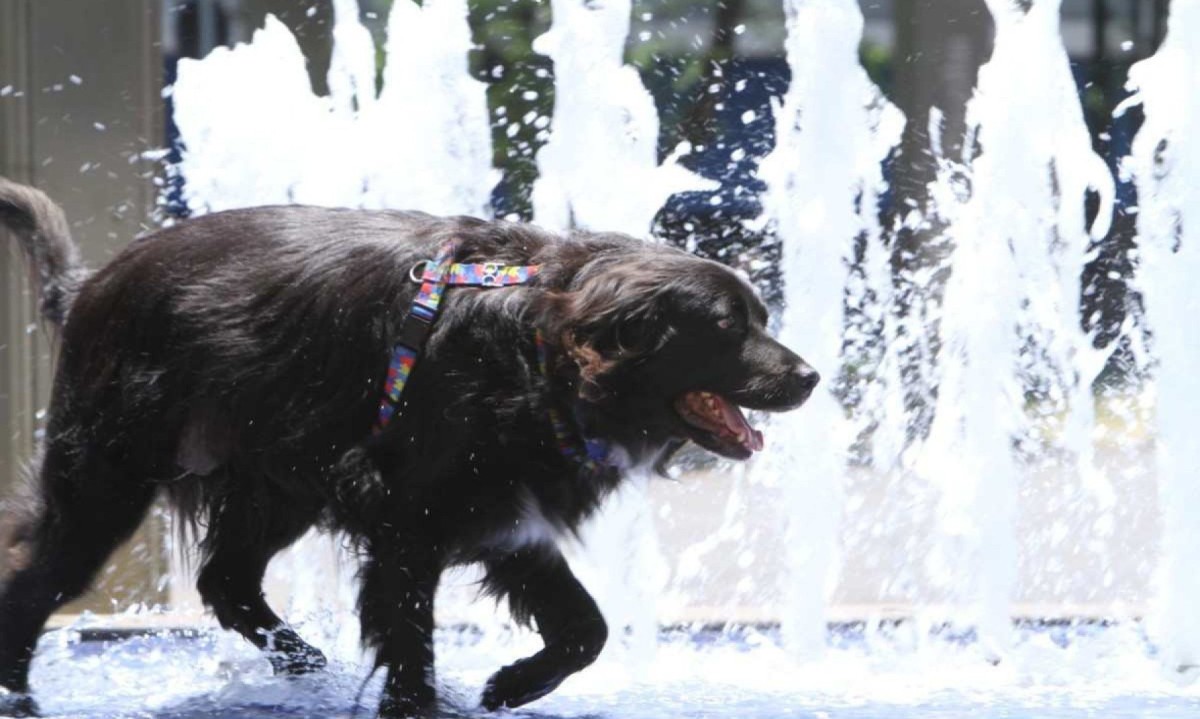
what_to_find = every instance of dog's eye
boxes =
[717,317,735,331]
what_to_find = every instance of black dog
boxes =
[0,178,817,717]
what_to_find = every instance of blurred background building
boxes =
[0,0,1172,613]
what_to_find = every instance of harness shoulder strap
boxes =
[375,240,540,432]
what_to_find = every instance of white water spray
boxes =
[173,0,493,216]
[760,0,904,658]
[1119,0,1200,670]
[360,0,494,216]
[918,0,1115,646]
[531,0,714,234]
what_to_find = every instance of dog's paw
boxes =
[480,659,563,711]
[267,644,327,676]
[377,689,435,718]
[0,688,39,717]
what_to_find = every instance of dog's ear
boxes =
[553,265,674,400]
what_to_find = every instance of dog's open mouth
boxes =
[673,391,764,460]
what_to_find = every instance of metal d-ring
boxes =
[409,260,432,283]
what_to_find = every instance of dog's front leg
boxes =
[480,547,608,710]
[359,543,442,718]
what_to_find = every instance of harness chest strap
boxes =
[534,330,612,475]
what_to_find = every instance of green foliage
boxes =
[467,0,555,218]
[859,40,893,96]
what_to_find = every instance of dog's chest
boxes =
[480,490,562,551]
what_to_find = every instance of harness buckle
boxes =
[397,311,434,351]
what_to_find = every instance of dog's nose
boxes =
[794,363,820,394]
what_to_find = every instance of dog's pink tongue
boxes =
[714,395,763,452]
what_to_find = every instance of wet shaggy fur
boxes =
[0,179,817,717]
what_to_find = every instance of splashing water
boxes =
[913,0,1117,650]
[759,0,904,659]
[28,623,1200,717]
[531,0,714,234]
[173,0,494,216]
[1118,0,1200,670]
[62,0,1200,714]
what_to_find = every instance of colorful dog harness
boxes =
[376,239,540,430]
[375,239,613,474]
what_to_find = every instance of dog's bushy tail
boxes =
[0,177,88,329]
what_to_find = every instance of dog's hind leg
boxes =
[479,547,608,710]
[0,442,158,714]
[195,487,327,675]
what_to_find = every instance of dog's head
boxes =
[546,243,818,466]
